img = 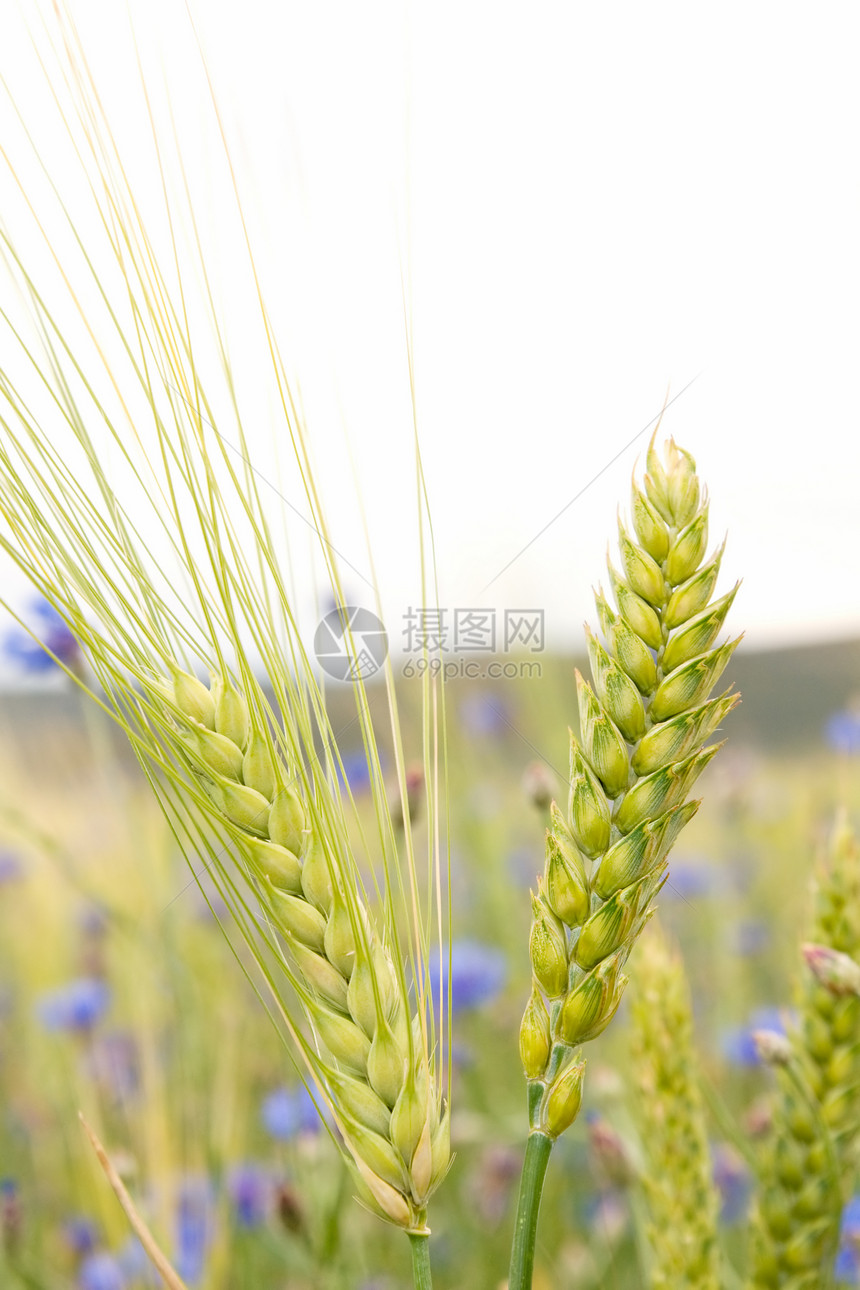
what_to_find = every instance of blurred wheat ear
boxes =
[748,814,860,1289]
[510,435,740,1290]
[629,926,721,1289]
[0,0,450,1273]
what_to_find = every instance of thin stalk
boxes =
[408,1231,433,1290]
[508,1131,553,1290]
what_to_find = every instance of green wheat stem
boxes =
[408,1231,434,1290]
[508,1131,553,1290]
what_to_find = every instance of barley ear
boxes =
[159,668,448,1232]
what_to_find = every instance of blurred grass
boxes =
[1,638,859,1288]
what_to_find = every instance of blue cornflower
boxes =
[261,1085,320,1140]
[429,941,507,1014]
[662,858,718,900]
[0,851,24,884]
[174,1177,213,1286]
[835,1247,860,1285]
[227,1164,271,1228]
[117,1237,159,1287]
[459,693,510,736]
[825,708,860,756]
[843,1197,860,1241]
[64,1216,99,1256]
[507,847,540,889]
[4,598,81,674]
[712,1144,751,1224]
[836,1196,860,1283]
[78,1252,126,1290]
[36,978,110,1032]
[336,749,375,794]
[733,919,770,957]
[720,1007,790,1067]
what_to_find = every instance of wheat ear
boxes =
[747,816,860,1289]
[630,927,721,1289]
[510,435,740,1290]
[519,435,740,1135]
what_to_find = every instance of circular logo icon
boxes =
[314,605,389,681]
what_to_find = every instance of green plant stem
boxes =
[508,1130,554,1290]
[408,1231,433,1290]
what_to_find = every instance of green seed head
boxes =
[267,883,327,951]
[429,1100,452,1190]
[342,1115,408,1193]
[661,584,739,672]
[185,724,244,779]
[268,785,306,853]
[324,888,359,979]
[390,1064,430,1163]
[568,742,611,857]
[351,1156,412,1228]
[242,729,278,798]
[171,669,216,728]
[326,1068,391,1138]
[663,541,725,628]
[665,508,709,585]
[645,436,700,527]
[631,693,735,777]
[609,563,663,650]
[618,523,665,606]
[613,763,679,835]
[631,484,671,562]
[575,885,640,972]
[409,1119,434,1204]
[594,591,659,696]
[288,938,350,1011]
[367,1015,407,1107]
[558,950,628,1046]
[348,950,386,1038]
[593,802,698,900]
[586,626,647,741]
[314,1004,371,1077]
[649,638,740,723]
[529,891,569,998]
[300,832,334,916]
[519,987,551,1080]
[576,672,630,799]
[242,836,303,893]
[544,1056,586,1138]
[207,775,270,836]
[211,674,250,749]
[544,825,590,928]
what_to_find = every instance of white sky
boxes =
[1,1,858,663]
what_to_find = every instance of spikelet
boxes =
[519,437,739,1137]
[629,927,721,1289]
[747,816,860,1288]
[159,666,449,1231]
